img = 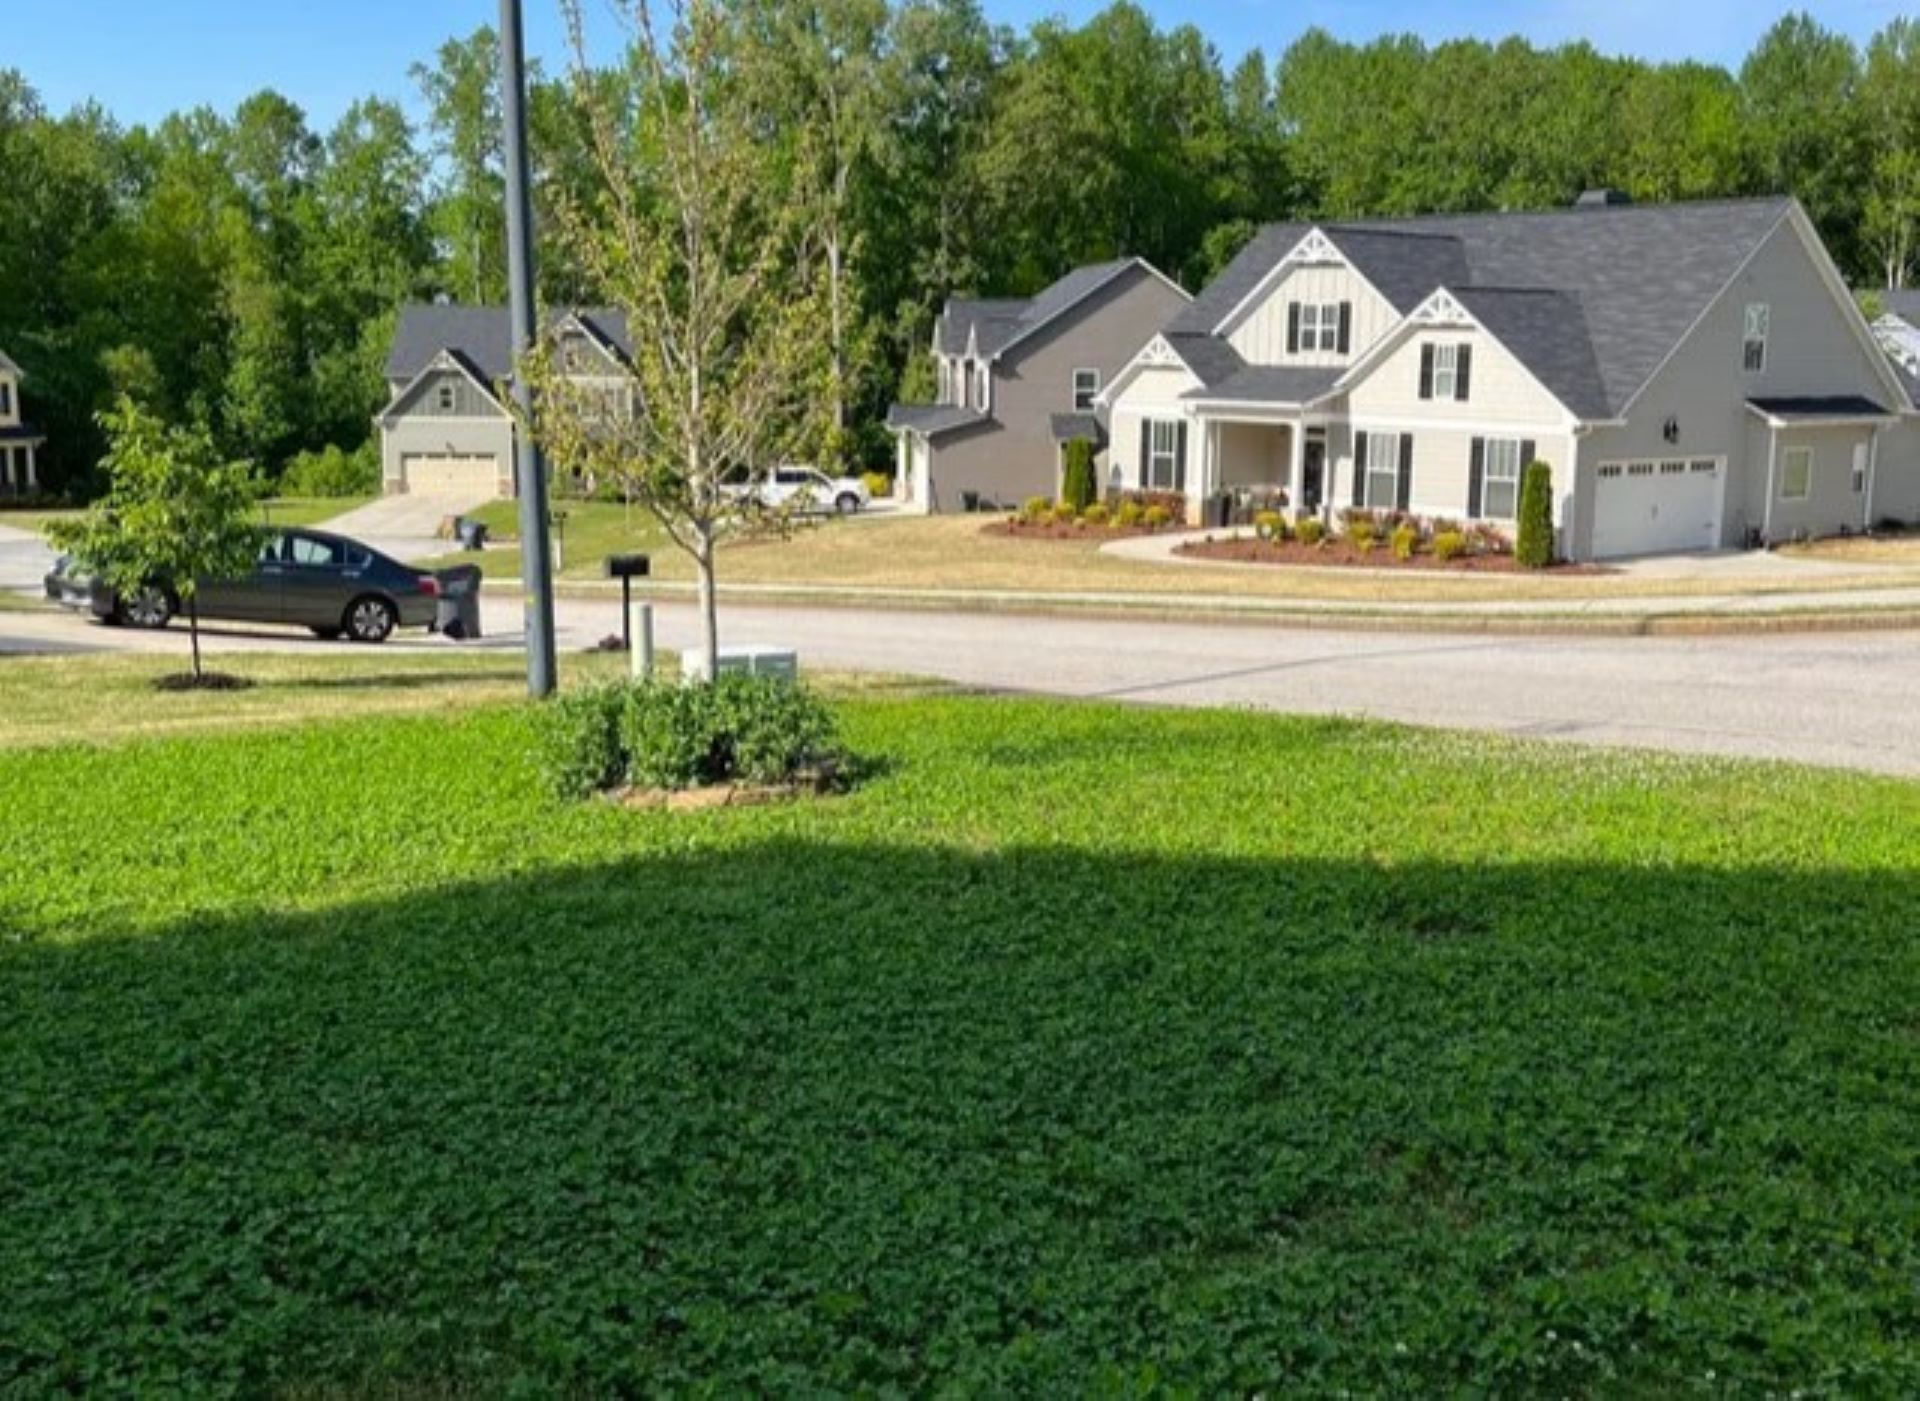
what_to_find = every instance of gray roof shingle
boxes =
[386,305,633,384]
[1049,412,1106,443]
[1452,287,1610,419]
[1166,196,1797,417]
[1181,364,1341,406]
[886,403,987,438]
[935,260,1181,361]
[1747,395,1893,420]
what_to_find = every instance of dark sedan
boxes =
[45,528,458,643]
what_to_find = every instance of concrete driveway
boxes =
[0,524,55,593]
[316,492,491,561]
[9,593,1918,778]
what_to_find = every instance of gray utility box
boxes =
[681,646,798,683]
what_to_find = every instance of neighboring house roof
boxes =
[1167,196,1800,418]
[1873,313,1920,408]
[385,305,633,384]
[934,259,1186,363]
[1746,395,1895,422]
[1049,413,1105,444]
[886,403,987,439]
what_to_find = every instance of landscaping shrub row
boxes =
[1006,489,1187,534]
[532,674,846,799]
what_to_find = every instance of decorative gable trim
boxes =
[1097,334,1201,407]
[1211,227,1395,342]
[376,349,509,426]
[1407,289,1473,328]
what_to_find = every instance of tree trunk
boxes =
[188,594,202,680]
[694,522,719,684]
[828,226,845,467]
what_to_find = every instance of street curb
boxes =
[480,578,1920,638]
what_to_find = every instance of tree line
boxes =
[2,4,1916,494]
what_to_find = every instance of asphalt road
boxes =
[8,579,1920,777]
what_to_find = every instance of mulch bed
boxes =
[1176,535,1614,574]
[981,521,1173,542]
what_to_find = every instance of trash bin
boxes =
[1208,492,1233,529]
[960,490,981,513]
[434,565,484,640]
[455,517,489,551]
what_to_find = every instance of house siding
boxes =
[1110,363,1202,492]
[927,265,1188,511]
[1333,422,1564,527]
[391,368,504,420]
[1878,419,1920,523]
[1573,215,1901,555]
[1224,262,1397,368]
[1346,326,1569,429]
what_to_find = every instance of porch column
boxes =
[25,445,36,491]
[1288,423,1306,518]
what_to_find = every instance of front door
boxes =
[1302,436,1327,511]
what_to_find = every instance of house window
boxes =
[1072,368,1100,412]
[973,365,988,412]
[1780,446,1812,500]
[1364,432,1401,510]
[1852,441,1869,494]
[937,360,950,405]
[1430,344,1460,400]
[1297,302,1340,352]
[1482,437,1522,520]
[0,381,11,417]
[1743,303,1769,373]
[1146,419,1180,489]
[436,381,457,413]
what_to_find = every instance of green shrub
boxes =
[1516,462,1554,568]
[1347,517,1378,550]
[1114,500,1145,528]
[1391,523,1419,560]
[1254,510,1286,541]
[623,675,841,791]
[1432,530,1468,562]
[1295,517,1326,546]
[1142,504,1173,529]
[530,685,630,799]
[1021,496,1051,524]
[1060,439,1097,514]
[281,442,379,498]
[1081,503,1109,527]
[861,471,891,501]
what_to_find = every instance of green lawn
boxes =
[4,697,1920,1392]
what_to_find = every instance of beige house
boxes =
[887,259,1190,512]
[0,350,45,497]
[376,306,632,498]
[1102,194,1920,560]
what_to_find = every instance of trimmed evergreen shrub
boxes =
[1516,462,1554,568]
[1021,496,1051,523]
[1081,503,1109,527]
[530,685,629,800]
[1391,523,1419,560]
[1254,510,1286,541]
[1142,504,1173,529]
[1060,439,1097,514]
[1295,517,1326,546]
[621,675,842,791]
[1432,530,1468,562]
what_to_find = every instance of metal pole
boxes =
[500,0,557,697]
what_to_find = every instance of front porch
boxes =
[1186,415,1332,526]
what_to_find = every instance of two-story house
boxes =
[0,350,45,497]
[377,305,633,498]
[886,258,1189,512]
[1102,194,1920,559]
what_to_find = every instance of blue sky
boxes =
[10,0,1912,130]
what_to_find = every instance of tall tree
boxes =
[1740,14,1863,263]
[1860,19,1920,287]
[414,28,509,305]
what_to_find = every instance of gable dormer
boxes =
[1213,228,1397,370]
[0,352,21,427]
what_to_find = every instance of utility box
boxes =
[681,646,798,683]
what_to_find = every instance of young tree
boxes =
[527,0,828,681]
[1059,437,1096,512]
[47,398,260,682]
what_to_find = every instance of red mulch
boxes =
[981,520,1172,542]
[1176,536,1613,574]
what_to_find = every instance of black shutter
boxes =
[1520,439,1537,473]
[1173,420,1189,493]
[1286,303,1301,354]
[1336,301,1352,354]
[1418,344,1435,400]
[1352,431,1369,508]
[1455,344,1472,402]
[1396,434,1414,512]
[1467,437,1486,518]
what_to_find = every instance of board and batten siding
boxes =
[1330,422,1563,526]
[1223,261,1397,368]
[1109,362,1201,492]
[1573,213,1905,554]
[391,368,505,420]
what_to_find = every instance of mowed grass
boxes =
[433,506,1920,604]
[5,698,1920,1393]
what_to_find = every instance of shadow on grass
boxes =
[3,842,1917,1394]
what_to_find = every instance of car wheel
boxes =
[117,584,174,630]
[309,625,343,641]
[343,596,397,644]
[835,492,860,515]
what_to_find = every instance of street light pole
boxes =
[500,0,557,697]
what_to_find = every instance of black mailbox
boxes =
[606,553,652,579]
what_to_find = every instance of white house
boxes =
[0,349,45,497]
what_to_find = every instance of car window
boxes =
[258,534,287,564]
[776,469,805,485]
[288,535,343,568]
[344,545,371,569]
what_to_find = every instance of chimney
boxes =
[1574,189,1632,209]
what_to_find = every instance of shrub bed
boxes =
[1175,510,1607,573]
[532,674,847,801]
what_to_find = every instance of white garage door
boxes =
[1592,458,1723,558]
[403,453,501,496]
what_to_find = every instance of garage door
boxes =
[402,453,501,496]
[1592,458,1722,558]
